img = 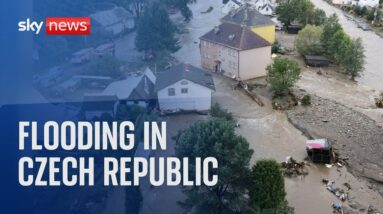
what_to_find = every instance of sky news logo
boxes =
[18,18,90,35]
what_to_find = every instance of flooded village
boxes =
[25,0,383,213]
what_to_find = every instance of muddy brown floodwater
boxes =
[213,75,383,214]
[172,0,383,213]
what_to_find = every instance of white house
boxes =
[257,3,274,15]
[156,64,215,111]
[351,0,379,7]
[250,0,275,15]
[222,0,243,14]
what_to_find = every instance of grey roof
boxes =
[101,68,156,101]
[222,6,275,27]
[155,64,215,91]
[304,55,330,61]
[200,22,270,50]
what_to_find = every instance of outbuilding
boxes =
[304,55,330,67]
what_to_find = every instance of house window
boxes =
[168,88,175,96]
[181,88,188,94]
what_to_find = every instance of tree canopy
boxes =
[341,38,365,80]
[267,58,301,97]
[321,14,343,56]
[294,24,324,56]
[249,160,287,212]
[276,0,325,26]
[135,2,180,57]
[175,118,253,213]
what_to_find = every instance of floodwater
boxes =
[173,0,383,213]
[310,0,383,92]
[213,75,383,214]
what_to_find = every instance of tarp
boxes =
[306,139,330,150]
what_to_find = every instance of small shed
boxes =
[304,55,330,67]
[306,139,332,164]
[286,25,302,34]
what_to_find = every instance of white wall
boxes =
[352,0,379,7]
[239,46,272,80]
[157,79,213,111]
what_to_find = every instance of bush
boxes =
[272,40,282,54]
[210,103,233,121]
[301,94,311,106]
[294,25,324,56]
[267,58,302,97]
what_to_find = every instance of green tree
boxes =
[249,160,287,212]
[166,0,194,21]
[295,0,315,25]
[321,14,342,56]
[276,0,297,26]
[272,40,282,54]
[294,24,324,56]
[276,0,317,26]
[308,9,327,26]
[135,2,180,58]
[176,118,254,214]
[210,103,234,121]
[341,38,365,80]
[327,30,352,64]
[267,58,301,97]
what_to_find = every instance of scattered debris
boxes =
[325,180,349,202]
[343,182,352,190]
[332,202,343,213]
[375,92,383,108]
[237,81,264,106]
[367,205,381,214]
[281,156,308,177]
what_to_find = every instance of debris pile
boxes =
[375,92,383,108]
[281,156,308,177]
[325,180,348,202]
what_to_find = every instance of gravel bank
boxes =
[287,92,383,185]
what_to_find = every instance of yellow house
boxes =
[221,6,275,43]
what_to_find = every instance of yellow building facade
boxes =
[222,6,276,44]
[251,25,275,44]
